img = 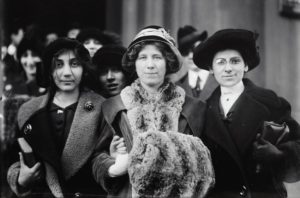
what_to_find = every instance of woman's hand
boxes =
[108,153,129,177]
[253,134,284,164]
[17,152,43,188]
[110,135,127,158]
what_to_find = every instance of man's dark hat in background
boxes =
[76,27,119,46]
[92,45,126,72]
[177,25,207,56]
[193,28,260,71]
[38,38,90,88]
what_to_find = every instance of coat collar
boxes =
[17,91,105,180]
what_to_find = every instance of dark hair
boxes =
[48,47,96,95]
[124,41,178,74]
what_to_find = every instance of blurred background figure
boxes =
[76,27,122,58]
[170,25,218,101]
[42,25,60,46]
[92,45,133,98]
[4,38,45,98]
[65,21,82,39]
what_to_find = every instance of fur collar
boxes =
[120,79,185,136]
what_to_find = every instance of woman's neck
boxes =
[53,89,80,108]
[140,82,162,95]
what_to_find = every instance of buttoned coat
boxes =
[7,90,106,198]
[92,93,207,198]
[203,79,300,198]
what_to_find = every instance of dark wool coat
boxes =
[7,90,106,198]
[203,79,300,198]
[92,91,209,198]
[176,73,218,102]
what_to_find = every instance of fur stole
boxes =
[120,79,185,136]
[121,80,215,197]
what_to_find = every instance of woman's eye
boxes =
[138,56,146,60]
[154,55,162,60]
[230,58,241,64]
[55,61,63,68]
[215,59,226,65]
[71,61,80,67]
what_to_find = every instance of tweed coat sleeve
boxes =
[7,162,32,197]
[92,110,128,194]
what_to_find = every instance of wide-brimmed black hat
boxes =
[122,25,182,74]
[38,37,90,88]
[177,25,207,55]
[92,45,126,71]
[193,29,260,71]
[17,38,43,61]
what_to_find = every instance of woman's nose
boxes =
[224,63,232,72]
[62,65,72,75]
[146,58,155,69]
[107,70,115,80]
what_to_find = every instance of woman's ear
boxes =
[244,65,249,73]
[209,68,214,74]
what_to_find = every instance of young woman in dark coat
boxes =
[92,26,215,198]
[7,38,106,198]
[193,29,300,198]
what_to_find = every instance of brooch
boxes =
[84,101,94,111]
[24,124,32,135]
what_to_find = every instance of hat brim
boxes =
[193,29,260,71]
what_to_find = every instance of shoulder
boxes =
[244,79,292,115]
[102,95,125,124]
[182,95,206,118]
[17,94,49,129]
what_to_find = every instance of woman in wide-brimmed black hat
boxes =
[193,28,300,198]
[92,25,215,198]
[7,37,107,198]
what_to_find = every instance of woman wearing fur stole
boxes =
[92,26,215,198]
[7,38,106,197]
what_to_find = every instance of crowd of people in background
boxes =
[1,21,300,198]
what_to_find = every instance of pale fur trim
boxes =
[120,79,185,136]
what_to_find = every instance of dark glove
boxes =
[253,134,284,164]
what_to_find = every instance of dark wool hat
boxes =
[92,45,126,71]
[122,25,183,74]
[17,38,43,61]
[193,29,260,71]
[177,25,207,55]
[38,37,90,88]
[76,27,118,45]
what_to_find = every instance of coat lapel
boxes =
[60,92,104,180]
[228,89,270,155]
[205,88,245,170]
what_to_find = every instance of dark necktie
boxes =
[193,76,201,97]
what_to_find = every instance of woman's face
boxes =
[135,45,167,91]
[52,50,83,93]
[99,66,127,97]
[20,49,41,82]
[211,49,248,87]
[83,38,103,57]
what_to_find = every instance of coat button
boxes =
[239,185,247,197]
[24,124,32,135]
[84,101,94,111]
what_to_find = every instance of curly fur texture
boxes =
[121,80,214,197]
[129,131,215,198]
[121,79,185,136]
